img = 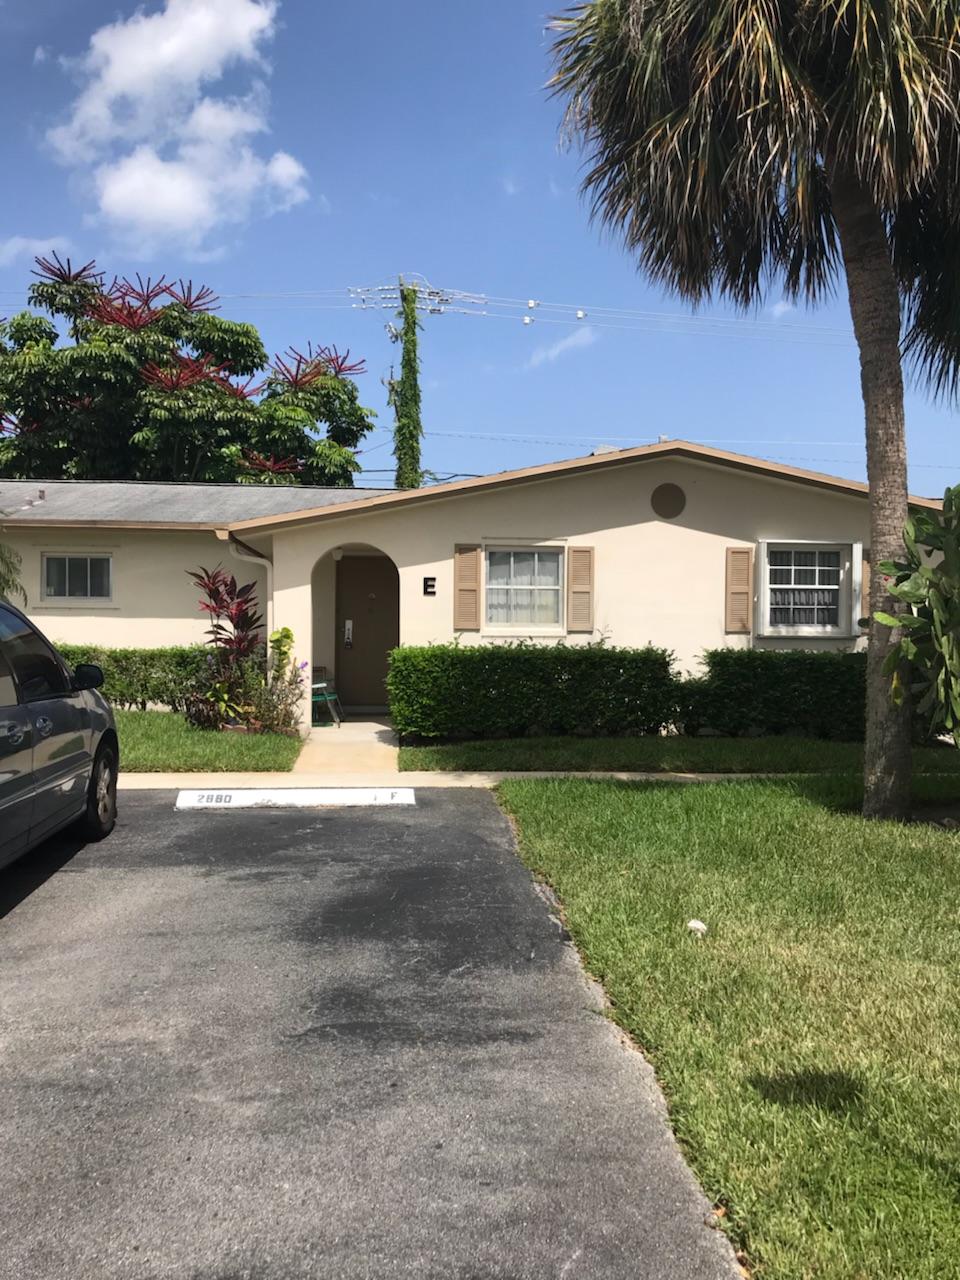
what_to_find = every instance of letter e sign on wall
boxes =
[423,576,437,596]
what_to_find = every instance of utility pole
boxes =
[387,276,424,489]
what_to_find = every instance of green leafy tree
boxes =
[387,279,424,489]
[551,1,960,819]
[0,255,375,486]
[877,492,960,744]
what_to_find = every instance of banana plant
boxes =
[876,487,960,743]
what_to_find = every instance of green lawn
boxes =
[498,774,960,1280]
[115,710,302,772]
[400,734,960,774]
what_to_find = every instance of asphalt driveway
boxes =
[0,791,738,1280]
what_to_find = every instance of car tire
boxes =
[78,742,118,841]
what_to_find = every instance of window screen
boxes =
[767,548,841,627]
[485,549,563,626]
[44,555,111,599]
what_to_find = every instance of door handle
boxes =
[34,715,53,738]
[343,618,353,649]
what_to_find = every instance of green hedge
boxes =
[681,649,867,741]
[386,644,677,740]
[56,644,210,711]
[388,643,873,743]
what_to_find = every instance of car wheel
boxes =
[78,743,118,840]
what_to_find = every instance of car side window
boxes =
[0,641,16,708]
[0,606,71,702]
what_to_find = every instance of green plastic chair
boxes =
[311,670,343,727]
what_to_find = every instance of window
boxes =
[761,543,858,635]
[0,606,71,700]
[43,554,111,600]
[486,548,563,627]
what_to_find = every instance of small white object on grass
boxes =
[687,919,708,938]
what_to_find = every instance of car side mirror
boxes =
[73,663,105,691]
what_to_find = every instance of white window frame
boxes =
[41,552,113,604]
[482,543,566,635]
[756,540,862,638]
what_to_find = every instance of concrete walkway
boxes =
[292,717,399,775]
[0,790,740,1279]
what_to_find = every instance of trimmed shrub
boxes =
[55,644,210,711]
[386,643,678,740]
[683,649,867,741]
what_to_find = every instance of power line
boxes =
[422,427,866,446]
[0,274,856,347]
[347,277,855,348]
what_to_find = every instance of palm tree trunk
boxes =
[830,168,912,820]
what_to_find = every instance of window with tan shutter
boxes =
[475,544,594,634]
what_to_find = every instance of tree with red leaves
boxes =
[0,254,374,485]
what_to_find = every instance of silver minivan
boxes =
[0,601,117,869]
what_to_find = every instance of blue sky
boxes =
[1,0,955,493]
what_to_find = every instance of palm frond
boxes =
[551,0,960,340]
[0,541,26,604]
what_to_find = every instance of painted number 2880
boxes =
[197,793,233,805]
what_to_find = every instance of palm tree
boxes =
[0,541,25,604]
[551,1,960,818]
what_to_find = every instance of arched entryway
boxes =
[312,545,399,712]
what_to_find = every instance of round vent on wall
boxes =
[651,482,686,519]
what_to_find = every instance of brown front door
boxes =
[335,555,399,709]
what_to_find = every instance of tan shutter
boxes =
[567,546,595,633]
[860,548,871,628]
[725,546,754,634]
[453,545,481,630]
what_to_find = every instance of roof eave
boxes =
[223,440,941,533]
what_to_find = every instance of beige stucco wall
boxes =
[3,527,268,649]
[3,457,873,729]
[267,455,872,724]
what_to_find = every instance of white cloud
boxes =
[47,0,312,256]
[769,299,794,318]
[501,176,520,197]
[96,148,218,241]
[33,46,48,65]
[0,235,72,267]
[526,325,598,369]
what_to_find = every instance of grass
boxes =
[400,734,960,774]
[498,773,960,1280]
[115,710,302,772]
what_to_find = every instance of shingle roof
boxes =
[0,478,390,528]
[0,442,942,531]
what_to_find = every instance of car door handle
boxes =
[34,716,54,738]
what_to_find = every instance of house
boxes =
[0,440,940,722]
